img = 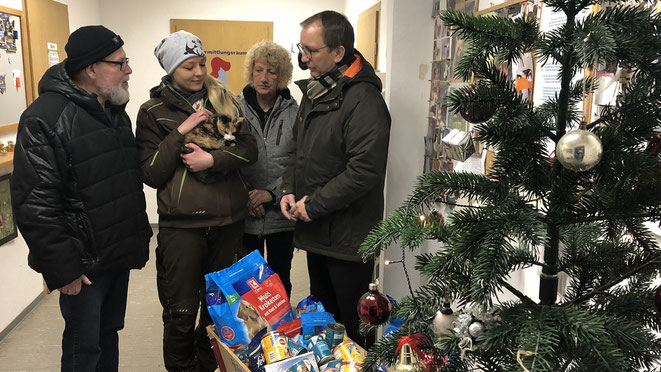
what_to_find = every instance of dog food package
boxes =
[300,312,336,337]
[296,296,326,315]
[276,318,302,338]
[206,250,295,347]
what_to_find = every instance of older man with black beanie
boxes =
[11,25,152,371]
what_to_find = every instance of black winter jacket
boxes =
[281,53,391,261]
[11,63,152,291]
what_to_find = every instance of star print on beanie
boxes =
[154,30,205,75]
[65,25,124,76]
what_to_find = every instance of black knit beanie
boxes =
[64,25,124,76]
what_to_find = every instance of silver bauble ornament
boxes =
[432,302,456,339]
[556,126,602,172]
[468,321,485,338]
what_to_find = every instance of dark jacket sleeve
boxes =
[11,116,85,290]
[305,87,391,219]
[136,104,185,189]
[208,119,258,171]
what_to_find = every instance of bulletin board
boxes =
[0,6,27,128]
[171,19,273,94]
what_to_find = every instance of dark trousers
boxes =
[306,252,374,348]
[243,231,295,298]
[59,270,130,372]
[156,222,245,372]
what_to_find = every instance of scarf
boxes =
[306,64,348,101]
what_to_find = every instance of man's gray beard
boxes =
[100,84,130,105]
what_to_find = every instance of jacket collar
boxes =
[38,62,127,125]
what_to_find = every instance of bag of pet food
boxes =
[296,295,326,315]
[206,250,295,347]
[300,311,336,337]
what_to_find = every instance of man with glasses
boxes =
[11,25,151,370]
[281,10,391,348]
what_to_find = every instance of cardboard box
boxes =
[207,325,250,372]
[207,325,368,372]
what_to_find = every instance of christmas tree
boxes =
[360,1,661,371]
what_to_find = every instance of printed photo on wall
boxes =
[430,80,441,102]
[514,52,534,101]
[432,0,441,18]
[450,35,465,80]
[0,173,17,246]
[428,102,438,119]
[445,85,468,131]
[439,37,452,60]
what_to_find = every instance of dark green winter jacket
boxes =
[136,80,257,228]
[281,52,391,261]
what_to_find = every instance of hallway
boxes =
[0,230,310,371]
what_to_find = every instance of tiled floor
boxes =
[0,229,310,371]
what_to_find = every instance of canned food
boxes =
[307,336,335,365]
[319,359,344,371]
[326,322,346,350]
[333,341,364,364]
[338,361,362,372]
[288,337,307,356]
[260,331,291,364]
[286,358,314,372]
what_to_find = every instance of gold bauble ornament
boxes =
[394,343,426,372]
[556,125,603,172]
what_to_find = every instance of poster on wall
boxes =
[533,4,591,107]
[0,10,28,126]
[171,19,273,94]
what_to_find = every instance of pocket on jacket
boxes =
[297,215,331,246]
[65,211,97,264]
[329,208,352,248]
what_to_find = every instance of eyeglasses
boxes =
[296,43,330,59]
[98,57,130,72]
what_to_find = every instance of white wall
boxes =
[0,0,44,337]
[56,0,101,31]
[379,0,435,300]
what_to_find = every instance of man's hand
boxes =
[290,195,311,222]
[58,274,91,296]
[177,109,213,135]
[280,194,296,221]
[181,143,214,172]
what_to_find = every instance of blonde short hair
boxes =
[243,41,293,89]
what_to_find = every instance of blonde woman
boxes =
[239,41,298,298]
[135,30,257,372]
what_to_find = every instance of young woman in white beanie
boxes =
[135,30,257,372]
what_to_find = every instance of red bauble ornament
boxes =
[645,135,661,156]
[655,285,661,312]
[421,349,447,372]
[357,283,392,325]
[457,84,497,123]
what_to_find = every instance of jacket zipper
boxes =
[276,120,283,145]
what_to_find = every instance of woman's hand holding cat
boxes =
[177,109,213,135]
[180,143,214,172]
